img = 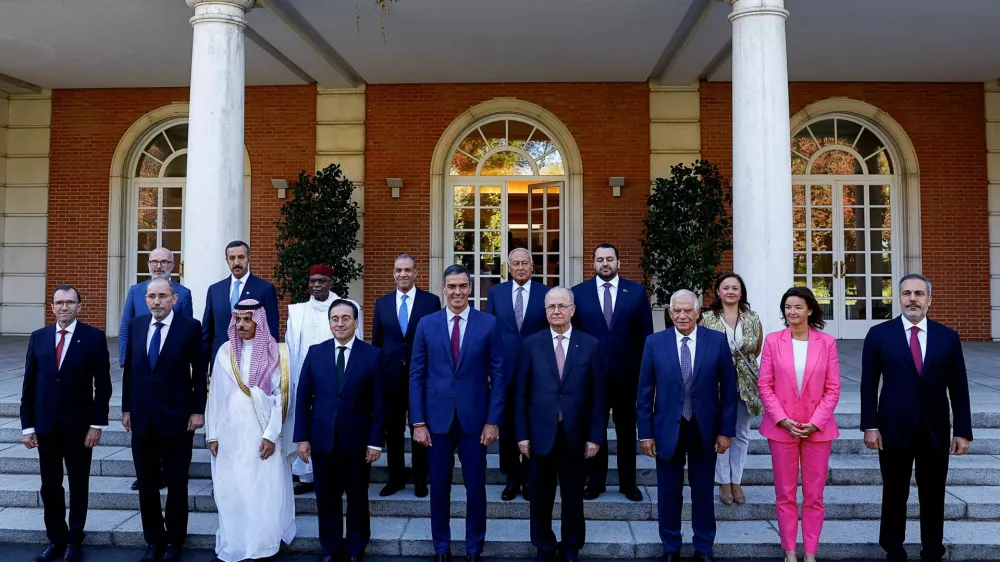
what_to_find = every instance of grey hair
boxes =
[544,286,575,306]
[669,289,700,312]
[394,253,416,266]
[508,247,532,263]
[899,273,932,296]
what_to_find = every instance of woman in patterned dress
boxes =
[700,272,763,504]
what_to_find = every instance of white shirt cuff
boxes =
[22,428,34,436]
[89,425,106,430]
[864,428,879,432]
[367,446,382,451]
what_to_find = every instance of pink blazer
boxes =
[757,328,841,442]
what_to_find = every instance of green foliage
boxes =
[274,164,363,303]
[640,160,732,305]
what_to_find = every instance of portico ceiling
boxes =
[1,0,999,90]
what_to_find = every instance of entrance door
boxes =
[792,179,898,338]
[449,181,564,310]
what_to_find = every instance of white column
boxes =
[729,0,793,335]
[184,0,254,320]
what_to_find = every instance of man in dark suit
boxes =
[570,243,653,501]
[637,290,737,562]
[122,278,208,562]
[486,248,549,501]
[515,287,605,562]
[372,253,441,498]
[295,299,385,562]
[21,285,112,562]
[410,264,506,562]
[202,240,279,362]
[861,273,972,562]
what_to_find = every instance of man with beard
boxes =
[207,299,296,561]
[570,243,653,501]
[286,264,363,495]
[861,274,972,562]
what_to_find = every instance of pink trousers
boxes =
[768,439,833,553]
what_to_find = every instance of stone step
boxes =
[2,475,997,522]
[2,445,999,486]
[0,508,997,559]
[3,418,998,456]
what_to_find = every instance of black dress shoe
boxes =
[380,482,404,497]
[621,487,643,502]
[466,556,482,562]
[501,481,520,501]
[131,479,140,491]
[522,483,532,501]
[139,543,165,562]
[161,545,183,562]
[534,549,556,562]
[432,553,452,562]
[415,482,429,498]
[582,485,605,500]
[63,544,82,562]
[294,481,315,495]
[692,553,716,562]
[346,554,364,562]
[33,543,66,562]
[659,552,681,562]
[559,548,580,562]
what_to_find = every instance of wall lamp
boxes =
[609,176,625,197]
[387,178,403,198]
[271,178,288,199]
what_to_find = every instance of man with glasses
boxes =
[117,246,192,491]
[485,248,549,502]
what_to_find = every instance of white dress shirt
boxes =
[792,339,809,393]
[551,326,572,355]
[24,320,104,436]
[446,306,470,348]
[675,326,697,367]
[332,337,380,451]
[902,315,928,361]
[512,280,531,320]
[230,271,250,302]
[146,310,174,354]
[596,275,620,312]
[396,286,417,315]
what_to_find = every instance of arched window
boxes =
[791,117,893,176]
[450,118,565,177]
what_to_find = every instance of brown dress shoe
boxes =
[719,483,734,505]
[732,483,746,504]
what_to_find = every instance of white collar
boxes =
[333,337,356,351]
[513,280,531,292]
[150,310,174,327]
[447,306,470,322]
[397,286,417,299]
[55,320,78,334]
[675,326,697,344]
[550,326,572,340]
[231,271,250,284]
[902,315,928,333]
[596,275,619,288]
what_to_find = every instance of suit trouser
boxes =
[589,381,636,490]
[878,426,949,561]
[131,431,193,546]
[715,400,753,484]
[312,446,373,556]
[656,418,716,556]
[37,431,93,545]
[769,439,833,553]
[428,420,487,555]
[385,383,428,486]
[530,424,586,553]
[500,379,529,487]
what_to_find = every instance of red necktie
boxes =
[910,326,923,375]
[451,315,461,367]
[55,329,68,370]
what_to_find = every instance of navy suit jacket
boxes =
[118,279,193,366]
[409,307,506,435]
[485,280,550,382]
[860,316,973,452]
[371,288,441,391]
[21,322,112,434]
[514,329,606,456]
[571,277,653,383]
[203,273,279,361]
[293,338,386,453]
[122,314,208,435]
[636,326,738,458]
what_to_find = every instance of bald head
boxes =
[148,247,175,279]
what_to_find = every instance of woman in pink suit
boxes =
[758,287,841,562]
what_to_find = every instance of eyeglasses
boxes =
[148,260,174,267]
[53,300,79,308]
[545,304,574,311]
[329,316,356,325]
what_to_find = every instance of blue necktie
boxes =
[148,322,164,370]
[680,336,693,420]
[398,294,409,334]
[230,280,242,310]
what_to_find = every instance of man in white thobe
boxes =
[207,299,296,561]
[285,264,362,495]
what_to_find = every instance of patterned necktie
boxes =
[603,282,613,328]
[514,287,525,331]
[148,322,165,369]
[555,334,566,380]
[230,279,242,311]
[910,326,923,375]
[680,336,693,420]
[451,315,461,367]
[398,294,409,335]
[337,345,347,390]
[55,329,68,370]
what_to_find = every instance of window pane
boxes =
[138,187,157,207]
[793,276,807,287]
[792,184,805,204]
[480,208,502,230]
[810,185,831,206]
[818,298,834,320]
[163,187,183,208]
[811,254,834,275]
[162,231,181,250]
[791,129,819,158]
[793,230,806,251]
[546,208,559,231]
[871,230,891,252]
[479,254,501,276]
[810,150,863,174]
[546,186,560,208]
[451,152,477,175]
[845,300,867,320]
[163,154,187,178]
[842,185,864,206]
[453,231,474,252]
[164,124,188,151]
[873,299,893,319]
[479,232,502,253]
[844,253,865,275]
[538,151,564,175]
[791,154,807,175]
[808,120,835,147]
[844,277,863,298]
[479,121,507,148]
[163,209,182,230]
[871,151,893,174]
[811,277,833,298]
[810,207,832,229]
[136,154,161,178]
[843,207,863,229]
[138,232,157,251]
[872,276,893,297]
[530,231,543,253]
[525,129,556,160]
[835,119,863,147]
[454,186,474,207]
[138,209,157,229]
[811,230,832,252]
[871,252,892,276]
[868,185,891,206]
[854,128,886,161]
[453,208,474,229]
[844,230,865,252]
[144,133,172,162]
[481,151,532,176]
[137,274,151,285]
[507,120,534,148]
[454,253,475,271]
[457,131,489,160]
[793,253,807,274]
[547,253,560,276]
[480,186,502,207]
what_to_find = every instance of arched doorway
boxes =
[791,114,902,338]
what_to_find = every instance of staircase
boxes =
[0,339,999,558]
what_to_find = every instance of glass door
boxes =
[527,182,561,288]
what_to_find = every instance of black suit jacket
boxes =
[20,322,112,434]
[371,288,441,391]
[123,314,208,435]
[514,329,606,456]
[570,277,653,384]
[861,316,973,452]
[202,274,279,361]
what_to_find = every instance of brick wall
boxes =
[364,83,650,320]
[47,86,316,332]
[701,82,990,340]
